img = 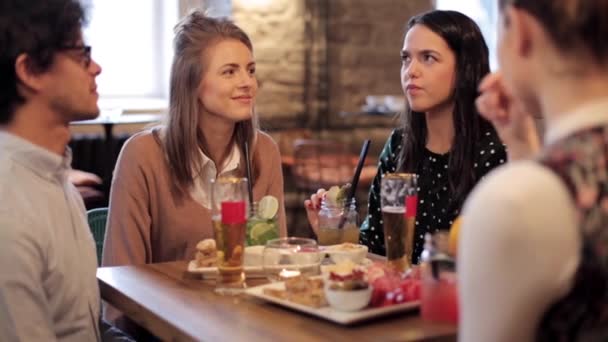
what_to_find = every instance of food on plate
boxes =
[321,259,359,275]
[195,239,217,267]
[328,268,366,283]
[325,243,368,264]
[263,275,327,308]
[192,241,269,269]
[324,269,372,311]
[366,263,421,308]
[329,242,363,251]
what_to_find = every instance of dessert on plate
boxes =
[195,239,217,267]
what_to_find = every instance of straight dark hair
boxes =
[398,10,496,204]
[0,0,86,124]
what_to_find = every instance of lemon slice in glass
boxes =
[325,186,341,205]
[250,222,278,244]
[326,185,348,205]
[258,195,279,219]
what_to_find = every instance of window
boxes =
[435,0,498,70]
[84,0,232,112]
[84,0,178,112]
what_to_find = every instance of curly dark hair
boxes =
[0,0,87,124]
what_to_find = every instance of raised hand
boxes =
[303,188,327,235]
[476,72,541,160]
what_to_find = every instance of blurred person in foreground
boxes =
[0,0,129,340]
[460,0,608,340]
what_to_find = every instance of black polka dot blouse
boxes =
[359,128,507,264]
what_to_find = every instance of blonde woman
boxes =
[103,11,287,267]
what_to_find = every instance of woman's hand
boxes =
[304,188,327,235]
[476,72,541,160]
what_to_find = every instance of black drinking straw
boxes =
[337,139,371,229]
[244,141,254,207]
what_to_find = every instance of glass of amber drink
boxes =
[380,173,418,272]
[317,197,359,246]
[211,177,249,295]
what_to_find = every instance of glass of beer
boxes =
[210,177,249,295]
[380,173,418,272]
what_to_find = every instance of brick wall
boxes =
[326,0,431,123]
[232,0,308,127]
[230,0,433,236]
[231,0,432,129]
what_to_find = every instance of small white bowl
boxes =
[325,244,368,264]
[244,246,265,266]
[324,283,373,312]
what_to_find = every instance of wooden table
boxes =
[97,261,457,341]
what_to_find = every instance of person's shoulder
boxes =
[462,160,578,272]
[476,128,506,151]
[256,130,279,151]
[469,161,565,204]
[460,162,579,342]
[378,128,404,153]
[0,155,14,188]
[118,129,164,164]
[0,158,34,214]
[388,128,404,143]
[0,202,43,251]
[122,129,161,152]
[256,131,282,160]
[463,160,574,236]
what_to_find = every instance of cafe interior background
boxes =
[70,0,500,237]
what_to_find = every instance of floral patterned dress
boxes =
[538,125,608,341]
[359,128,507,263]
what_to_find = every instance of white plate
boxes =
[246,280,420,325]
[186,261,265,278]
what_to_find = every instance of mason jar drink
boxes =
[317,197,359,246]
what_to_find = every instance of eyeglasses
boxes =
[58,45,92,68]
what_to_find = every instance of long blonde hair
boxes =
[163,10,259,195]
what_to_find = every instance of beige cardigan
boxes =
[102,129,287,266]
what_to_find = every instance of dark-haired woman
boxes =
[305,10,506,263]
